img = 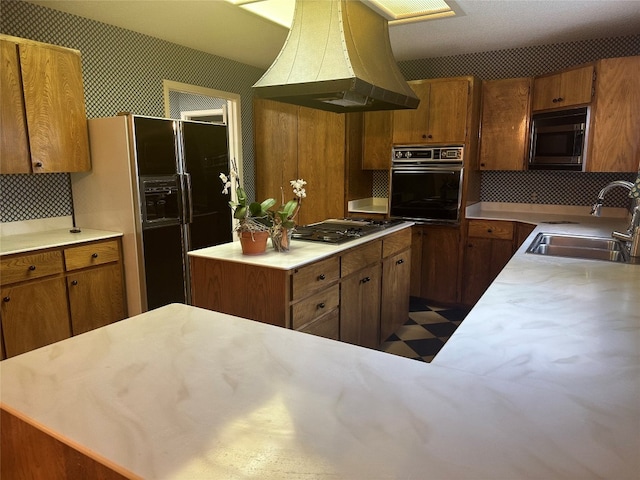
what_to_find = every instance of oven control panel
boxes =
[393,146,463,162]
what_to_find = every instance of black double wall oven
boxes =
[390,146,464,224]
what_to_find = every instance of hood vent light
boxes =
[252,0,419,113]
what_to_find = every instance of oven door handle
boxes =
[392,167,462,173]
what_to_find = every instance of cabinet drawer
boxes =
[296,309,339,340]
[382,228,411,258]
[64,240,120,271]
[0,250,64,285]
[292,284,340,330]
[291,256,340,301]
[468,220,514,240]
[341,240,382,277]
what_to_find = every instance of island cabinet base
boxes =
[190,227,412,349]
[190,259,290,328]
[1,407,136,479]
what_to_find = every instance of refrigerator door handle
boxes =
[184,173,194,224]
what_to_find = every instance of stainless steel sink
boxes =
[526,233,629,263]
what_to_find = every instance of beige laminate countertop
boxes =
[0,228,123,256]
[1,205,638,479]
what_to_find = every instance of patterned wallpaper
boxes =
[0,0,263,223]
[1,0,639,223]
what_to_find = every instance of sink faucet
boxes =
[591,180,640,258]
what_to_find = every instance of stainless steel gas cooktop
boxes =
[291,218,403,245]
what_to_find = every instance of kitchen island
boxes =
[1,214,639,479]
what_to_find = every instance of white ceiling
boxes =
[29,0,640,69]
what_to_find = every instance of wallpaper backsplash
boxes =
[1,0,639,223]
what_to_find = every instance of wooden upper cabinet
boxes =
[393,78,469,145]
[0,35,90,174]
[297,106,346,225]
[0,39,30,173]
[362,110,393,170]
[254,98,298,203]
[253,99,346,225]
[587,55,640,172]
[532,64,594,111]
[479,78,532,170]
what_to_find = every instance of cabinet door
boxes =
[393,81,431,144]
[1,277,72,358]
[340,263,381,349]
[297,106,345,225]
[587,56,640,172]
[479,78,532,170]
[532,65,593,111]
[67,264,126,335]
[19,42,90,172]
[381,249,411,342]
[0,39,30,174]
[420,226,460,305]
[254,98,298,203]
[427,79,469,143]
[461,237,513,306]
[362,110,393,170]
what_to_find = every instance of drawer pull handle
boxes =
[396,259,404,265]
[317,274,326,281]
[317,302,325,309]
[29,265,36,271]
[361,276,371,284]
[3,296,10,302]
[92,253,99,258]
[71,280,78,286]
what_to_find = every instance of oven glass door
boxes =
[390,167,463,223]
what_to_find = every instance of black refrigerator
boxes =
[71,115,232,315]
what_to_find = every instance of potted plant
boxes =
[220,160,275,255]
[269,179,307,252]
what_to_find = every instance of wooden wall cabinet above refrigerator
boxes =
[531,64,595,112]
[0,35,90,174]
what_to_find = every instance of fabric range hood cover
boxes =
[252,0,420,113]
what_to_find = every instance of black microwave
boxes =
[529,107,588,171]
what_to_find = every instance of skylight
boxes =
[225,0,456,28]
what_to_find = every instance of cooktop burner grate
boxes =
[291,219,403,244]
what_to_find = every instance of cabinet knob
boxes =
[92,253,99,258]
[3,296,10,302]
[317,274,326,281]
[361,276,371,284]
[71,280,78,286]
[34,161,43,168]
[317,302,325,309]
[396,259,404,265]
[28,265,36,271]
[487,228,493,233]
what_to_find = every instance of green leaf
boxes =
[261,198,276,211]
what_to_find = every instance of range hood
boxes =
[252,0,420,113]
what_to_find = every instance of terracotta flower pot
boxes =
[239,230,269,255]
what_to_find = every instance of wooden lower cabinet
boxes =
[67,264,127,335]
[0,238,127,359]
[341,263,382,348]
[413,225,461,305]
[461,220,516,306]
[1,277,72,358]
[191,228,412,350]
[381,248,411,342]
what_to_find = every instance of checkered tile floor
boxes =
[379,297,470,363]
